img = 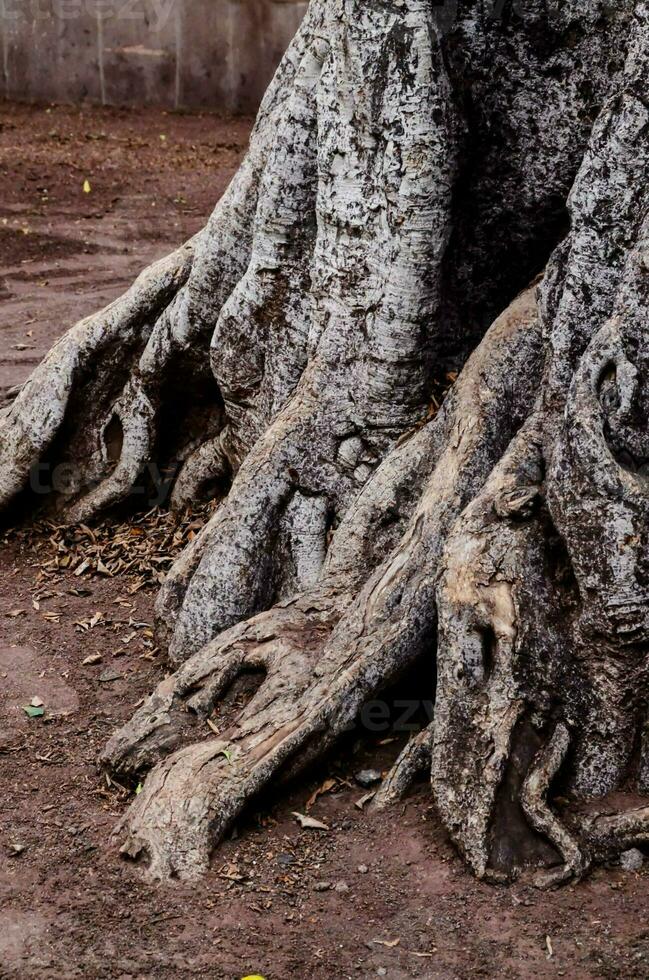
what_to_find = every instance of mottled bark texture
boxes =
[1,0,648,885]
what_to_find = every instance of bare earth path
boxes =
[0,102,648,980]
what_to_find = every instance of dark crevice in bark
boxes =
[488,716,563,878]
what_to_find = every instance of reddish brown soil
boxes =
[1,103,648,980]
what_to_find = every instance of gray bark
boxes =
[1,0,648,884]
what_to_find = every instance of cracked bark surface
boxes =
[1,0,649,884]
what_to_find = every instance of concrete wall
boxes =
[0,0,307,113]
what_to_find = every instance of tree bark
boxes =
[1,0,648,885]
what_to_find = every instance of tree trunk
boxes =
[1,0,648,885]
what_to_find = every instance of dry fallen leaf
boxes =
[219,862,246,882]
[10,502,219,592]
[82,654,102,666]
[292,812,329,831]
[373,938,400,949]
[306,777,337,812]
[354,791,375,810]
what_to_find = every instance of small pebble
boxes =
[620,848,644,872]
[277,852,294,866]
[354,769,382,788]
[334,880,349,892]
[358,864,369,874]
[313,881,332,892]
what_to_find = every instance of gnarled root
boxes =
[520,724,588,888]
[429,22,649,886]
[0,242,195,516]
[4,0,649,889]
[371,724,435,809]
[102,285,543,878]
[0,3,323,523]
[103,592,343,879]
[432,416,574,882]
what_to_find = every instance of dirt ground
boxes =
[1,102,648,980]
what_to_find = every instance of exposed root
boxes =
[3,0,649,888]
[103,286,544,878]
[427,17,649,886]
[372,724,434,809]
[0,242,195,513]
[520,724,588,888]
[433,418,552,880]
[169,432,232,512]
[105,594,341,879]
[0,3,323,523]
[586,805,649,862]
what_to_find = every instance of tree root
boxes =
[103,593,343,879]
[0,2,323,522]
[101,285,544,878]
[3,0,649,887]
[0,242,195,514]
[433,416,551,880]
[520,724,588,888]
[428,19,649,886]
[371,725,434,809]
